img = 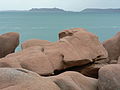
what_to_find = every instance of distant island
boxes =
[81,8,120,13]
[29,8,120,13]
[1,8,120,13]
[29,8,66,12]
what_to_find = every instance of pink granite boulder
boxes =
[103,32,120,63]
[0,32,19,58]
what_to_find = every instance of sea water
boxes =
[0,11,120,50]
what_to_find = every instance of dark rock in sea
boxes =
[0,32,19,58]
[98,64,120,90]
[103,32,120,63]
[0,68,98,90]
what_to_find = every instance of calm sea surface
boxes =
[0,12,120,50]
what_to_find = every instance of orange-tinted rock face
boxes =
[0,32,19,58]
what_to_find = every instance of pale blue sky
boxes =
[0,0,120,11]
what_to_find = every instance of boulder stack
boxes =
[1,28,120,90]
[0,28,108,78]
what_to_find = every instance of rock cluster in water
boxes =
[0,28,119,90]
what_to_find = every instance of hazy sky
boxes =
[0,0,120,11]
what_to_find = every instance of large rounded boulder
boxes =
[57,28,108,67]
[50,71,98,90]
[103,32,120,63]
[0,68,60,90]
[0,68,97,90]
[0,32,19,58]
[98,64,120,90]
[0,46,55,75]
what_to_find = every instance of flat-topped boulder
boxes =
[103,32,120,63]
[0,32,19,58]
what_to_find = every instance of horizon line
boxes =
[0,7,120,12]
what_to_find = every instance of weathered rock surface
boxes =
[0,32,19,58]
[0,68,60,90]
[77,63,107,78]
[103,32,120,63]
[50,28,108,66]
[110,60,118,64]
[59,28,87,39]
[22,28,108,66]
[78,58,109,78]
[59,59,108,78]
[0,46,54,75]
[22,39,52,49]
[117,56,120,64]
[0,68,97,90]
[50,71,98,90]
[47,28,108,77]
[0,28,108,77]
[98,64,120,90]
